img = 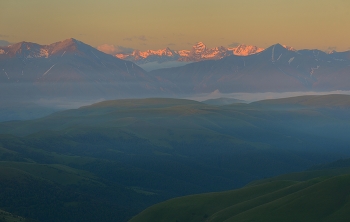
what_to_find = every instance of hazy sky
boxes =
[1,0,350,51]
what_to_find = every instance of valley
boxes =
[1,39,350,222]
[0,95,350,221]
[2,1,349,221]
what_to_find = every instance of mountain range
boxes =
[1,38,350,105]
[0,38,161,100]
[3,38,350,222]
[113,42,265,64]
[149,43,350,93]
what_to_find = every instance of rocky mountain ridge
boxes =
[2,39,350,100]
[0,38,160,99]
[113,42,265,64]
[149,43,350,93]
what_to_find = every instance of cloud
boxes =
[97,44,134,55]
[228,42,240,47]
[0,40,11,47]
[167,43,176,46]
[0,34,9,38]
[123,37,133,41]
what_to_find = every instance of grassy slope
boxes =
[0,209,29,222]
[1,95,350,221]
[0,162,148,222]
[201,97,246,106]
[130,167,350,222]
[0,161,98,185]
[252,94,350,107]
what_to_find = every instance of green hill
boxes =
[1,95,350,221]
[0,161,149,222]
[130,165,350,222]
[0,209,30,222]
[252,94,350,107]
[201,97,246,106]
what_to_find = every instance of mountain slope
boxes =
[129,163,350,222]
[0,160,145,222]
[201,97,246,105]
[1,95,350,221]
[2,39,350,102]
[114,42,264,64]
[252,94,350,107]
[0,209,28,222]
[0,38,161,100]
[149,44,350,93]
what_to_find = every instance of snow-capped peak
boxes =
[109,42,267,63]
[282,45,296,51]
[327,50,337,54]
[192,42,207,53]
[194,42,206,47]
[228,44,264,56]
[130,47,177,59]
[3,41,48,59]
[0,38,104,59]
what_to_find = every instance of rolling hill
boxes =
[1,95,350,221]
[130,160,350,222]
[201,97,246,106]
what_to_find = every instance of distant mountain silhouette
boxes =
[149,44,350,93]
[0,38,163,99]
[113,42,264,64]
[2,39,350,101]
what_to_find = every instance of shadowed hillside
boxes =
[1,95,350,221]
[130,160,350,222]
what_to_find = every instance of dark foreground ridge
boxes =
[130,161,350,222]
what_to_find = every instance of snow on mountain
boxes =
[115,53,129,59]
[178,50,190,57]
[282,45,296,51]
[149,43,350,94]
[111,42,265,64]
[0,38,88,59]
[133,47,177,59]
[0,41,45,59]
[115,48,178,62]
[0,38,159,99]
[97,41,350,73]
[2,38,350,98]
[327,50,337,54]
[229,44,264,56]
[192,42,207,54]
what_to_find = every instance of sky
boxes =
[1,0,350,52]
